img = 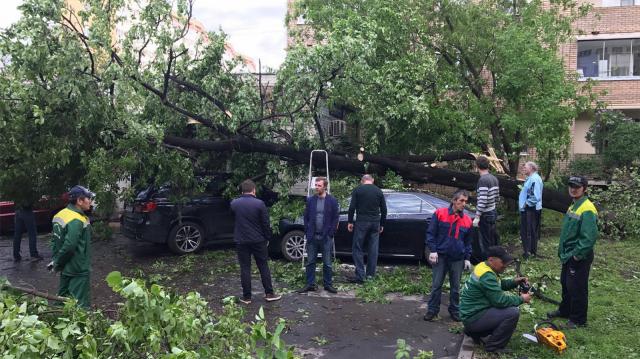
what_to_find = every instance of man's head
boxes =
[68,185,95,212]
[476,156,490,171]
[485,246,514,273]
[314,177,328,196]
[451,189,469,213]
[523,161,538,176]
[568,175,588,200]
[240,179,256,195]
[361,174,374,184]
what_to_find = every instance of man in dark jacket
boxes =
[547,175,598,329]
[347,174,387,283]
[230,179,281,304]
[13,199,43,262]
[298,177,340,294]
[424,189,473,322]
[460,246,531,354]
[51,185,95,308]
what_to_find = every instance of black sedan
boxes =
[272,191,478,262]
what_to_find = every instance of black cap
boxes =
[485,246,514,264]
[568,175,588,188]
[68,185,95,200]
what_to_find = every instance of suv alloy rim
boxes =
[175,225,201,252]
[286,234,305,260]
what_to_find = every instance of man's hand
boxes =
[521,292,533,303]
[464,260,472,271]
[515,277,529,285]
[347,223,354,232]
[428,252,438,265]
[472,216,480,227]
[47,261,55,272]
[379,226,384,234]
[573,255,579,261]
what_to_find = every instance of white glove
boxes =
[46,261,55,272]
[429,252,438,264]
[472,216,480,227]
[464,260,472,271]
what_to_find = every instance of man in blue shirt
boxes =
[518,162,543,259]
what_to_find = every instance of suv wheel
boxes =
[168,221,204,254]
[281,230,305,261]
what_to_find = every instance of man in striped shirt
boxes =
[474,156,500,259]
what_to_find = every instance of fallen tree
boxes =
[164,134,572,212]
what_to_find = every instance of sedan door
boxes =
[381,194,433,257]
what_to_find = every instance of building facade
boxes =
[561,0,640,155]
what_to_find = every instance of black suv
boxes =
[120,176,278,254]
[120,176,232,254]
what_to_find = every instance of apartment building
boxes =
[562,0,640,156]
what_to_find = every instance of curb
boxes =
[457,335,475,359]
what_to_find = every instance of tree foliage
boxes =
[586,110,640,169]
[288,0,595,175]
[0,273,294,358]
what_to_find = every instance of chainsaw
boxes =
[514,260,561,305]
[523,321,567,353]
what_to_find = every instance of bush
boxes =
[589,167,640,240]
[568,156,606,180]
[91,221,113,241]
[0,273,295,358]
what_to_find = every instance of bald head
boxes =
[361,174,374,184]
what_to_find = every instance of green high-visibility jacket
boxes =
[460,261,523,325]
[51,205,91,276]
[558,196,598,264]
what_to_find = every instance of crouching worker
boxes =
[460,246,531,354]
[50,185,95,309]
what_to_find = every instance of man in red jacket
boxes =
[424,189,474,322]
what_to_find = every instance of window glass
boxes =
[386,194,423,214]
[634,39,640,76]
[578,39,638,78]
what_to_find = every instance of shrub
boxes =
[589,167,640,240]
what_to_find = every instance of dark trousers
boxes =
[427,256,464,315]
[478,210,497,259]
[58,274,91,309]
[305,235,333,287]
[352,221,380,281]
[236,241,274,299]
[464,307,520,352]
[13,208,39,259]
[520,208,541,256]
[558,254,593,325]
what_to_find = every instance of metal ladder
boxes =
[302,150,336,268]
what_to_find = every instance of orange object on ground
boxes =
[535,322,567,353]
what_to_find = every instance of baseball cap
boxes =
[485,246,515,264]
[68,185,95,200]
[568,175,588,188]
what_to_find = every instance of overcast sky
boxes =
[0,0,288,69]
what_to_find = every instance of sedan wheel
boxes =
[168,221,204,254]
[281,230,305,261]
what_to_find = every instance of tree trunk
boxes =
[164,135,571,212]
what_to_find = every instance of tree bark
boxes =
[163,135,571,212]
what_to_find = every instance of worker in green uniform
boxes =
[50,185,95,308]
[547,175,598,328]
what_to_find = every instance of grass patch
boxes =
[475,236,640,359]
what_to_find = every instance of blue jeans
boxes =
[13,208,39,259]
[352,221,380,281]
[427,256,464,315]
[305,235,333,287]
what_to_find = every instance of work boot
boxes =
[562,320,586,330]
[297,285,317,293]
[423,312,437,321]
[546,310,567,319]
[324,285,338,294]
[31,254,44,262]
[238,296,252,305]
[450,312,461,322]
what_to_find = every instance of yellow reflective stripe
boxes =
[575,199,598,216]
[471,261,494,281]
[53,208,89,228]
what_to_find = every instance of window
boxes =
[327,119,346,137]
[386,194,434,214]
[577,39,640,78]
[601,0,639,6]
